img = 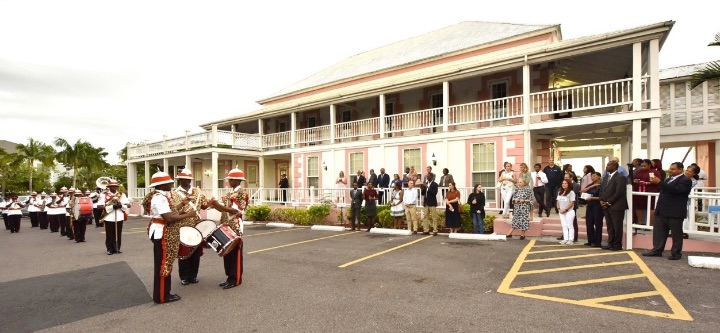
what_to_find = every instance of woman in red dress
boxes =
[632,159,661,226]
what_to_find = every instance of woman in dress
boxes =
[652,159,667,181]
[335,171,347,203]
[579,165,596,193]
[467,184,486,234]
[557,179,576,244]
[518,163,532,186]
[632,159,661,226]
[581,172,603,247]
[364,182,378,231]
[505,179,531,239]
[444,182,461,233]
[389,182,405,229]
[497,162,516,218]
[682,165,700,239]
[408,166,419,184]
[390,174,402,189]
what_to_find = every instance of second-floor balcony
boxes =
[127,77,652,160]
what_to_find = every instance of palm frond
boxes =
[689,60,720,89]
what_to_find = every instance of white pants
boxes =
[501,188,514,215]
[559,210,576,241]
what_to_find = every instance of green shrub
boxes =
[484,215,495,234]
[307,204,331,225]
[376,206,393,228]
[246,204,271,221]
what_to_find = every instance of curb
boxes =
[310,225,346,232]
[688,256,720,269]
[449,233,507,241]
[266,222,295,228]
[369,228,412,236]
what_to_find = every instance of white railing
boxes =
[335,118,378,139]
[296,125,331,145]
[216,131,261,150]
[530,78,636,116]
[130,188,148,199]
[386,107,443,132]
[625,186,720,249]
[263,131,291,149]
[449,96,524,125]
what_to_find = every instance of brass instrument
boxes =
[98,192,121,223]
[96,177,112,190]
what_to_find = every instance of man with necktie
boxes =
[599,161,628,251]
[348,182,364,231]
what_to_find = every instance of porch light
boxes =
[204,169,212,177]
[322,161,327,171]
[431,153,437,166]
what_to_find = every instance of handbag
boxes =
[458,204,464,213]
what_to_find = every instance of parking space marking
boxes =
[498,240,693,321]
[243,229,301,237]
[247,231,358,254]
[338,235,432,268]
[528,247,601,254]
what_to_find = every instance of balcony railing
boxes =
[127,78,653,160]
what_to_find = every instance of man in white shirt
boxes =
[98,180,130,255]
[1,194,9,230]
[531,163,549,217]
[27,192,39,227]
[37,192,50,229]
[175,168,209,285]
[403,180,420,234]
[148,171,195,304]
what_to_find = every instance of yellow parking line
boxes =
[243,229,301,237]
[248,232,357,254]
[532,244,572,248]
[510,274,645,292]
[524,252,626,263]
[528,247,601,254]
[579,291,661,304]
[339,235,432,268]
[517,261,635,275]
[498,240,536,291]
[628,251,693,321]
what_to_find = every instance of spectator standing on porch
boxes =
[467,184,486,234]
[335,171,347,204]
[543,159,563,214]
[531,163,549,217]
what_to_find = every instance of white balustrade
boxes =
[385,107,443,132]
[334,118,378,139]
[530,78,634,115]
[449,96,523,125]
[296,125,330,144]
[263,131,291,149]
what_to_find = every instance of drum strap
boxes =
[151,218,166,224]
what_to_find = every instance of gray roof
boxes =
[0,140,18,153]
[260,21,557,103]
[660,61,716,80]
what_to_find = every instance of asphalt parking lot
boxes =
[1,216,719,333]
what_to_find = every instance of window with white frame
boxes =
[471,143,496,201]
[430,92,443,132]
[403,148,421,177]
[349,152,364,185]
[490,80,508,118]
[307,156,319,190]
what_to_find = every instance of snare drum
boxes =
[206,225,241,256]
[195,220,217,238]
[178,226,203,260]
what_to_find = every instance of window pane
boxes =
[660,85,670,109]
[349,152,364,184]
[307,156,318,177]
[403,148,421,173]
[691,84,703,108]
[472,143,495,171]
[674,83,686,109]
[472,172,496,201]
[709,80,719,105]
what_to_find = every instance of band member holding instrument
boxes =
[72,189,92,242]
[47,193,62,233]
[208,168,248,290]
[148,171,196,304]
[64,188,76,240]
[57,187,69,236]
[98,180,130,255]
[37,192,49,229]
[175,168,209,285]
[1,195,9,230]
[7,195,24,233]
[27,192,40,228]
[90,188,103,228]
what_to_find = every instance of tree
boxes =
[0,148,22,195]
[690,32,720,89]
[54,138,109,188]
[15,138,56,192]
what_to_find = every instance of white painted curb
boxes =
[310,225,346,231]
[369,228,412,236]
[266,222,295,228]
[688,256,720,269]
[449,233,507,241]
[243,221,254,226]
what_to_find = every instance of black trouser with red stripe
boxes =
[2,213,8,230]
[60,216,69,236]
[105,221,123,253]
[152,238,173,303]
[93,208,103,227]
[65,216,75,240]
[74,215,90,242]
[29,212,39,227]
[222,239,244,286]
[38,212,48,229]
[8,215,21,232]
[49,214,60,232]
[178,247,202,281]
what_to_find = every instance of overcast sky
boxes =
[0,0,717,164]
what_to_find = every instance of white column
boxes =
[619,140,630,164]
[378,96,386,139]
[523,64,531,164]
[162,158,169,173]
[648,118,661,159]
[632,42,642,111]
[184,130,190,150]
[715,140,720,188]
[211,151,219,199]
[144,160,150,189]
[126,162,136,198]
[258,119,264,150]
[649,39,660,110]
[211,124,218,147]
[329,105,336,143]
[632,119,642,159]
[185,155,191,170]
[442,81,449,132]
[259,156,265,188]
[290,112,297,148]
[231,124,236,132]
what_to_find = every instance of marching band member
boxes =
[98,180,130,255]
[90,188,103,228]
[58,187,69,236]
[64,188,77,240]
[1,195,9,230]
[27,192,39,228]
[7,195,24,233]
[72,189,92,242]
[208,168,248,290]
[174,168,209,286]
[47,193,62,233]
[38,192,49,229]
[147,171,196,304]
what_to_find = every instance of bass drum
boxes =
[195,220,217,238]
[178,226,202,260]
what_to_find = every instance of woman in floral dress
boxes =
[505,179,532,239]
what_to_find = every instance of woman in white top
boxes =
[557,179,577,244]
[498,162,517,218]
[335,171,347,203]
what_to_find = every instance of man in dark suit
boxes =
[543,160,563,214]
[348,182,364,231]
[357,171,366,188]
[378,168,390,205]
[642,162,692,260]
[278,174,289,204]
[600,161,628,251]
[421,174,439,236]
[368,169,378,187]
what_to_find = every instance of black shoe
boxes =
[545,209,550,217]
[556,236,564,240]
[107,251,113,255]
[190,278,199,284]
[218,281,230,287]
[432,232,437,236]
[642,251,662,257]
[609,247,623,251]
[583,242,592,246]
[590,243,602,248]
[602,246,613,250]
[222,283,237,290]
[116,250,122,254]
[683,233,689,239]
[668,254,682,260]
[422,232,430,235]
[75,240,85,243]
[519,236,525,240]
[166,294,181,303]
[412,231,417,235]
[181,280,190,285]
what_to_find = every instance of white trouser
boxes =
[560,210,576,241]
[501,188,514,215]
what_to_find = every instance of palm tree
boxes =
[15,138,56,192]
[0,148,22,195]
[54,138,109,188]
[690,32,720,89]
